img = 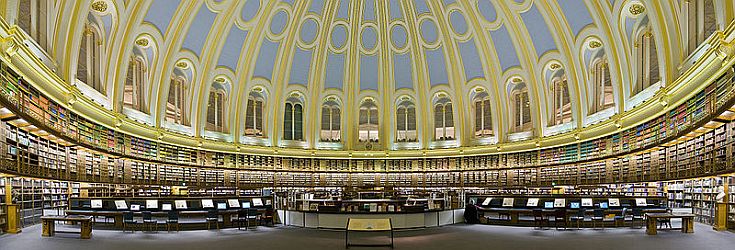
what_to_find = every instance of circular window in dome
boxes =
[241,0,260,22]
[420,19,439,44]
[477,0,496,23]
[361,26,378,51]
[331,24,348,49]
[269,10,289,35]
[300,18,319,45]
[391,24,408,49]
[449,11,468,35]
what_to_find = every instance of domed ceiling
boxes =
[7,0,723,153]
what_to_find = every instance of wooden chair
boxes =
[569,208,586,229]
[533,209,548,229]
[123,211,138,232]
[246,209,260,230]
[142,211,157,232]
[631,208,644,228]
[233,209,248,230]
[206,210,220,230]
[166,211,180,232]
[592,209,605,229]
[554,209,568,230]
[260,208,275,226]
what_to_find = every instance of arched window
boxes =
[76,21,104,93]
[473,93,493,137]
[358,99,379,142]
[165,76,187,125]
[686,0,717,54]
[245,91,265,137]
[396,99,417,142]
[512,84,532,132]
[320,100,341,142]
[632,25,659,95]
[123,57,147,112]
[550,77,572,125]
[434,96,454,141]
[206,90,226,132]
[591,58,614,113]
[284,101,304,141]
[17,0,50,50]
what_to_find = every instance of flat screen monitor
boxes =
[91,199,103,209]
[130,204,140,211]
[217,203,227,210]
[114,200,128,210]
[242,202,251,209]
[162,204,172,211]
[146,200,158,209]
[570,202,580,209]
[201,199,214,208]
[599,202,609,209]
[544,202,554,209]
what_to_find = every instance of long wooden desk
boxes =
[41,215,93,239]
[645,213,695,235]
[65,209,259,228]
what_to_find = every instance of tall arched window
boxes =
[17,0,50,50]
[686,0,717,54]
[633,25,659,95]
[358,99,379,142]
[396,99,417,142]
[320,100,341,142]
[206,90,226,132]
[434,96,454,141]
[591,58,614,113]
[512,83,532,132]
[550,77,572,125]
[76,21,104,93]
[123,57,147,112]
[284,100,304,141]
[245,91,265,137]
[473,92,493,137]
[165,76,187,125]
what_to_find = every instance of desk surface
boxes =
[645,213,696,218]
[347,218,392,231]
[41,215,93,222]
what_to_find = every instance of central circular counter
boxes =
[280,209,465,229]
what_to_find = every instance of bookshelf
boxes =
[0,176,6,232]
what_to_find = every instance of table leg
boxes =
[81,221,92,239]
[223,214,232,227]
[41,220,55,237]
[510,211,518,224]
[683,218,694,233]
[114,215,123,228]
[646,217,657,235]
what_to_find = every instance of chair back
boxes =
[247,208,259,217]
[207,209,219,219]
[632,207,643,216]
[238,209,247,218]
[142,211,152,220]
[265,208,274,217]
[577,208,586,217]
[168,210,178,220]
[124,211,134,221]
[594,209,604,217]
[533,209,543,219]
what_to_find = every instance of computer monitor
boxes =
[570,202,580,209]
[217,203,227,210]
[130,204,140,211]
[242,202,251,209]
[544,202,554,209]
[599,202,609,209]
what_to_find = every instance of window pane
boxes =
[483,100,492,133]
[407,107,416,131]
[321,106,330,133]
[475,101,482,134]
[246,99,255,130]
[255,100,263,133]
[284,103,293,140]
[294,104,303,140]
[332,107,341,130]
[397,107,406,131]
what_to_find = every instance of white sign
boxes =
[162,204,172,211]
[553,198,565,208]
[114,200,128,210]
[481,198,492,206]
[253,198,264,207]
[228,199,240,208]
[635,198,647,207]
[526,198,539,207]
[91,199,103,209]
[175,200,188,209]
[608,198,621,207]
[502,198,514,207]
[201,199,214,208]
[581,198,593,207]
[146,200,158,209]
